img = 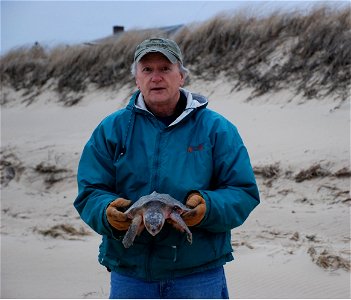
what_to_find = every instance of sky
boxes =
[1,0,349,54]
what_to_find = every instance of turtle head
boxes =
[143,209,165,236]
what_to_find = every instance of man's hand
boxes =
[106,198,132,231]
[182,192,206,227]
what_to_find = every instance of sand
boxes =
[1,77,350,298]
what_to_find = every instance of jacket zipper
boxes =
[151,131,162,191]
[145,243,153,281]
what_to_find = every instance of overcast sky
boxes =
[1,0,349,54]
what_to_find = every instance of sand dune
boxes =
[1,77,350,298]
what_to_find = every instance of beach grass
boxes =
[1,5,350,105]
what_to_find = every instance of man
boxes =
[74,37,260,299]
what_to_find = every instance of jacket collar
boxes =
[130,88,208,126]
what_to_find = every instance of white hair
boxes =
[130,61,189,79]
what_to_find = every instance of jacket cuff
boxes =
[185,190,202,200]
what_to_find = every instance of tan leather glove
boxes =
[182,192,206,227]
[106,198,132,231]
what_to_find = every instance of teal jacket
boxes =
[74,88,260,281]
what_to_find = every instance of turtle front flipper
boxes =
[169,212,192,244]
[122,214,143,248]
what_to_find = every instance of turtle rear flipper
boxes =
[122,215,142,248]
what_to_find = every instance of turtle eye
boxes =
[173,206,182,213]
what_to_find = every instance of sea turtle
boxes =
[122,191,192,248]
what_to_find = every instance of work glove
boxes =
[106,198,132,231]
[182,192,206,227]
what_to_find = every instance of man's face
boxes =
[135,52,185,113]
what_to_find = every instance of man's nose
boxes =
[151,72,162,82]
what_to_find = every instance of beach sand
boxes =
[1,77,350,298]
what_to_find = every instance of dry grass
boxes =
[333,167,351,178]
[308,247,350,271]
[0,6,350,105]
[294,164,331,182]
[253,163,280,179]
[177,6,351,99]
[293,165,351,182]
[34,161,73,188]
[33,224,92,239]
[254,162,351,183]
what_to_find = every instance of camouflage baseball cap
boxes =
[134,38,183,64]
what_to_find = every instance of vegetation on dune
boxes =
[1,6,350,105]
[180,6,351,99]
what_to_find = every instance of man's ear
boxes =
[179,72,185,87]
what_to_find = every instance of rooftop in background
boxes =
[85,24,185,46]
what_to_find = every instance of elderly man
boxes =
[74,37,260,299]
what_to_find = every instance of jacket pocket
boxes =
[173,229,229,269]
[99,236,147,271]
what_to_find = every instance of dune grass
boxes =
[1,6,350,105]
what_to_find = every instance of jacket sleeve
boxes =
[198,121,260,232]
[74,121,120,236]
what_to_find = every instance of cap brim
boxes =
[135,48,178,64]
